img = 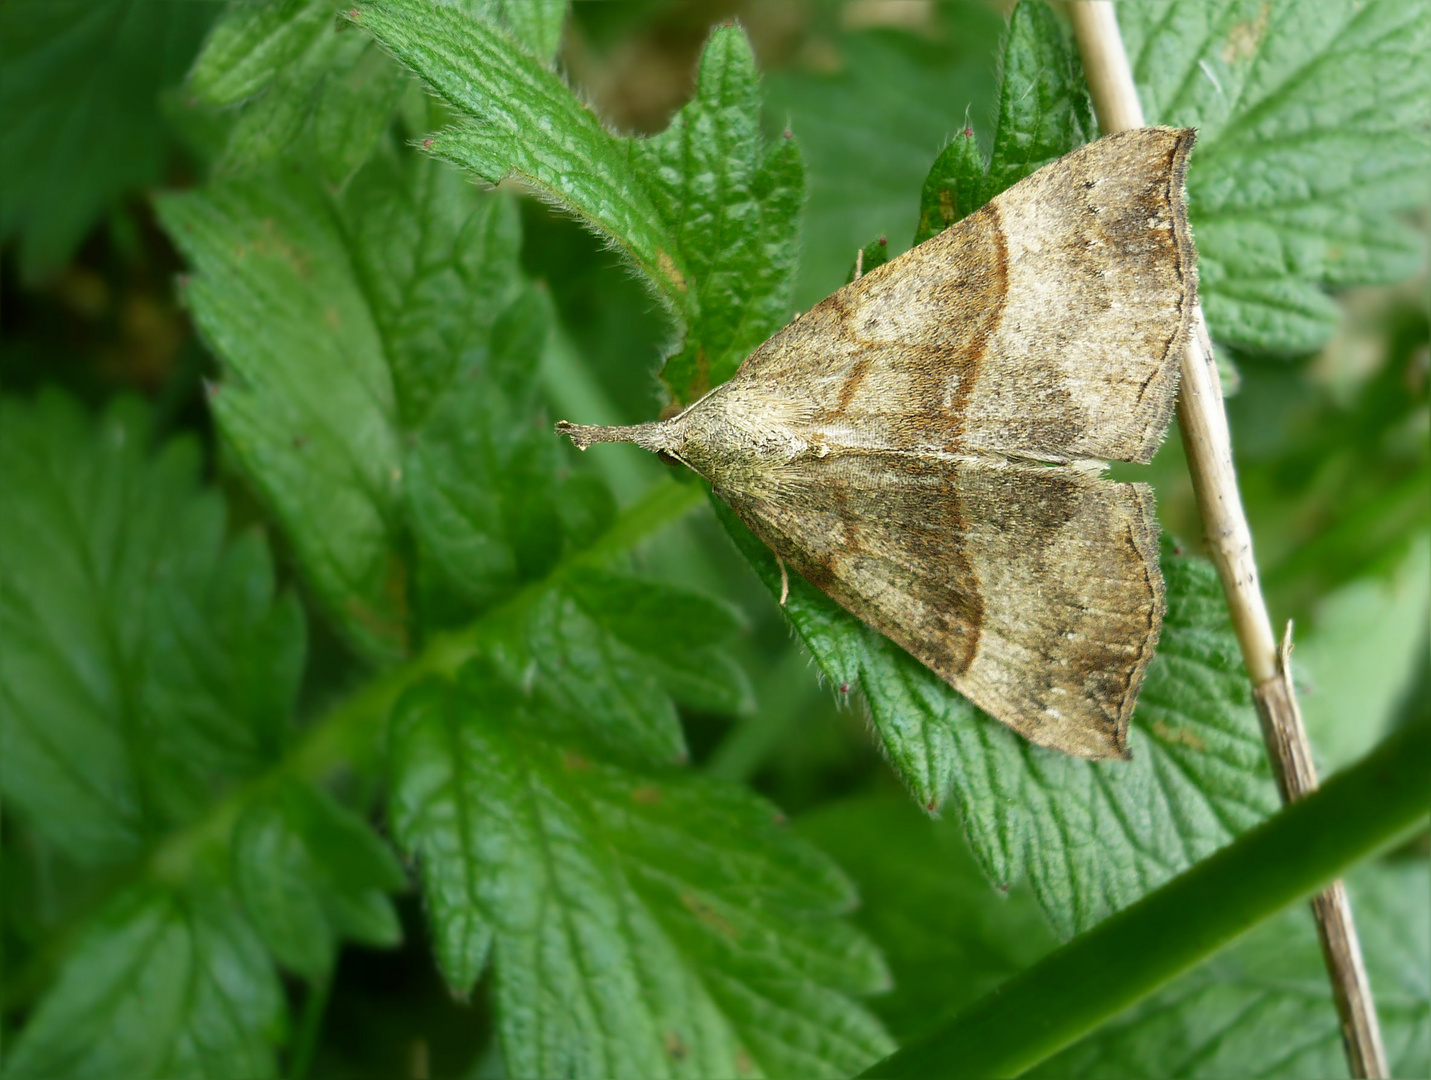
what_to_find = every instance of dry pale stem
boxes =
[1066,4,1388,1076]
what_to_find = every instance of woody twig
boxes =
[1066,4,1389,1077]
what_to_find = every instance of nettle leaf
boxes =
[3,886,285,1079]
[633,29,804,399]
[0,392,304,864]
[564,568,754,718]
[0,392,407,1068]
[354,0,682,309]
[0,0,215,278]
[355,0,803,405]
[762,6,1005,308]
[916,0,1093,244]
[188,0,332,106]
[914,127,982,247]
[157,150,552,659]
[980,1,1094,199]
[1032,860,1431,1078]
[466,0,567,63]
[233,778,406,980]
[1120,0,1431,353]
[721,504,1277,937]
[387,669,893,1078]
[158,165,410,660]
[189,0,406,181]
[480,567,754,767]
[160,144,749,766]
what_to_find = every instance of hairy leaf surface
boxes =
[356,0,803,405]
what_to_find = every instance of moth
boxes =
[558,127,1197,760]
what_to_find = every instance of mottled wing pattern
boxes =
[728,127,1196,464]
[720,454,1163,759]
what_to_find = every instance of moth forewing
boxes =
[558,127,1198,760]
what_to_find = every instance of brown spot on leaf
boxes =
[629,785,661,805]
[1222,3,1269,63]
[1151,720,1207,752]
[657,248,685,292]
[663,1032,689,1061]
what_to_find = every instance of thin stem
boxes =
[287,969,333,1080]
[860,718,1431,1078]
[1065,4,1390,1076]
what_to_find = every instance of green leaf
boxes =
[190,0,406,179]
[796,795,1058,1044]
[564,567,755,717]
[762,8,1005,308]
[846,235,893,284]
[233,779,405,979]
[1120,0,1431,353]
[309,31,409,186]
[158,167,410,659]
[636,29,805,399]
[0,0,216,279]
[403,283,564,617]
[721,500,1277,937]
[354,0,685,313]
[913,128,982,246]
[981,1,1094,198]
[477,568,742,770]
[1032,860,1431,1078]
[355,0,803,404]
[914,0,1093,243]
[188,0,332,107]
[0,392,305,864]
[157,152,543,660]
[158,148,747,765]
[2,886,284,1079]
[387,669,893,1077]
[467,0,568,64]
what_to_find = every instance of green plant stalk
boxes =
[2,477,705,1013]
[861,718,1431,1079]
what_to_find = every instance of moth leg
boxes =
[853,248,864,281]
[776,555,790,606]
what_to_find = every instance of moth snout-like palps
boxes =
[558,127,1199,760]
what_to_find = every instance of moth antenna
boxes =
[555,419,672,454]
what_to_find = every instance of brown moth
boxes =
[558,127,1197,760]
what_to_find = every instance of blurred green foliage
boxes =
[2,1,1426,1077]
